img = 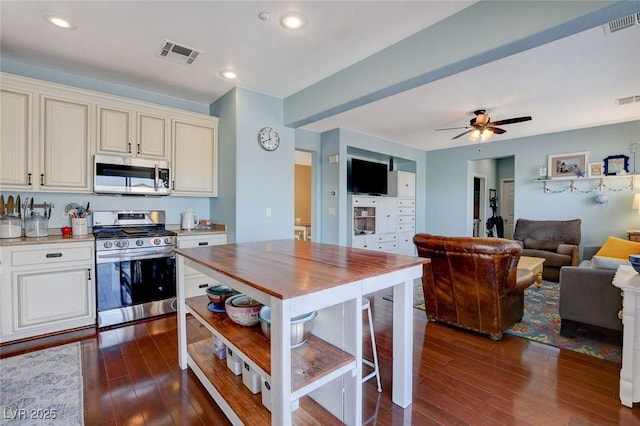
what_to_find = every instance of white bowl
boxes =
[225,294,262,326]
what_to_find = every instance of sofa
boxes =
[413,233,536,340]
[559,245,624,338]
[512,218,581,282]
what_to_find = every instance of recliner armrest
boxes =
[558,244,579,265]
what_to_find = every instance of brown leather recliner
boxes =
[413,233,536,340]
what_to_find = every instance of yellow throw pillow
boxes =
[595,236,640,260]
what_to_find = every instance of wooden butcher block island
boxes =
[175,239,428,425]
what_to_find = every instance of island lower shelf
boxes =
[185,295,357,416]
[188,338,344,425]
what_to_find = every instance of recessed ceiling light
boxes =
[44,14,76,30]
[221,70,237,80]
[280,12,305,30]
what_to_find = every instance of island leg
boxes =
[392,278,414,408]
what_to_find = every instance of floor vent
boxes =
[617,95,640,106]
[603,13,639,35]
[157,40,201,65]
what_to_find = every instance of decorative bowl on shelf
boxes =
[206,285,238,312]
[259,306,317,348]
[225,294,263,326]
[629,255,640,273]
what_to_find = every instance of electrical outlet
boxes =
[266,207,272,217]
[328,208,336,215]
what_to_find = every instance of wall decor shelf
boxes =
[534,175,637,194]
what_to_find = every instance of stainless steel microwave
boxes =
[94,155,171,196]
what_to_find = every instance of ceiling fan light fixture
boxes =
[468,129,481,141]
[480,129,494,141]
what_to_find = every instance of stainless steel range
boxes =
[94,210,177,328]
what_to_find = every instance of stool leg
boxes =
[365,300,382,392]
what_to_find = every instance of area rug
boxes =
[385,281,622,364]
[505,281,621,364]
[0,342,84,425]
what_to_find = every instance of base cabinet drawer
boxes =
[11,246,92,266]
[185,275,221,299]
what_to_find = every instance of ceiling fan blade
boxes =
[490,116,532,126]
[435,126,468,131]
[452,129,473,140]
[487,127,506,134]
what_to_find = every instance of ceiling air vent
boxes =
[603,13,639,35]
[157,40,201,65]
[616,95,640,106]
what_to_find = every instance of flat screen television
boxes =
[348,158,388,195]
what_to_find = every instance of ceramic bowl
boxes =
[225,294,262,326]
[207,285,238,311]
[259,306,317,348]
[629,255,640,273]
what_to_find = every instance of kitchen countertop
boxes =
[168,223,227,236]
[0,229,94,246]
[1,224,228,246]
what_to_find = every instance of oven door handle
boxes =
[96,250,175,263]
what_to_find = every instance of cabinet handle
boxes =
[198,242,209,246]
[172,180,175,190]
[88,269,92,281]
[128,142,132,153]
[45,253,63,258]
[40,174,44,186]
[137,144,140,154]
[198,283,209,289]
[27,173,32,186]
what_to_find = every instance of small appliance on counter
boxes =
[181,210,199,230]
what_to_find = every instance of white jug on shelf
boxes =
[181,210,199,230]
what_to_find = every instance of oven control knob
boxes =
[164,237,173,245]
[115,240,128,248]
[103,241,113,249]
[153,238,161,246]
[136,240,144,246]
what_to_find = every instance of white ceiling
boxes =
[1,1,639,152]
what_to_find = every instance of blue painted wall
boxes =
[426,120,640,247]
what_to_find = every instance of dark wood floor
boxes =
[1,291,638,425]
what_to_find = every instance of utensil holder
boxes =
[71,217,88,236]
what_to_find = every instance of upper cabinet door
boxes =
[137,111,169,159]
[96,103,169,160]
[0,87,33,189]
[97,104,133,156]
[40,95,91,191]
[172,116,218,196]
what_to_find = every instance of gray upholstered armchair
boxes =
[558,245,623,339]
[512,219,581,282]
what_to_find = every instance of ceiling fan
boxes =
[436,109,532,141]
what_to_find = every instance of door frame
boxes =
[470,175,487,237]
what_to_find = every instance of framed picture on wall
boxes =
[603,154,630,176]
[547,151,589,179]
[588,162,603,177]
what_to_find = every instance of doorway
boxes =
[501,179,515,239]
[294,150,312,240]
[473,176,486,237]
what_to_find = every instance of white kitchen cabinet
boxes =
[397,198,416,255]
[177,233,227,298]
[0,86,33,189]
[0,74,91,192]
[0,241,96,343]
[349,196,416,255]
[1,72,219,196]
[388,171,415,198]
[172,115,219,196]
[40,94,92,191]
[96,102,169,160]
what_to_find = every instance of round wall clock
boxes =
[258,127,280,151]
